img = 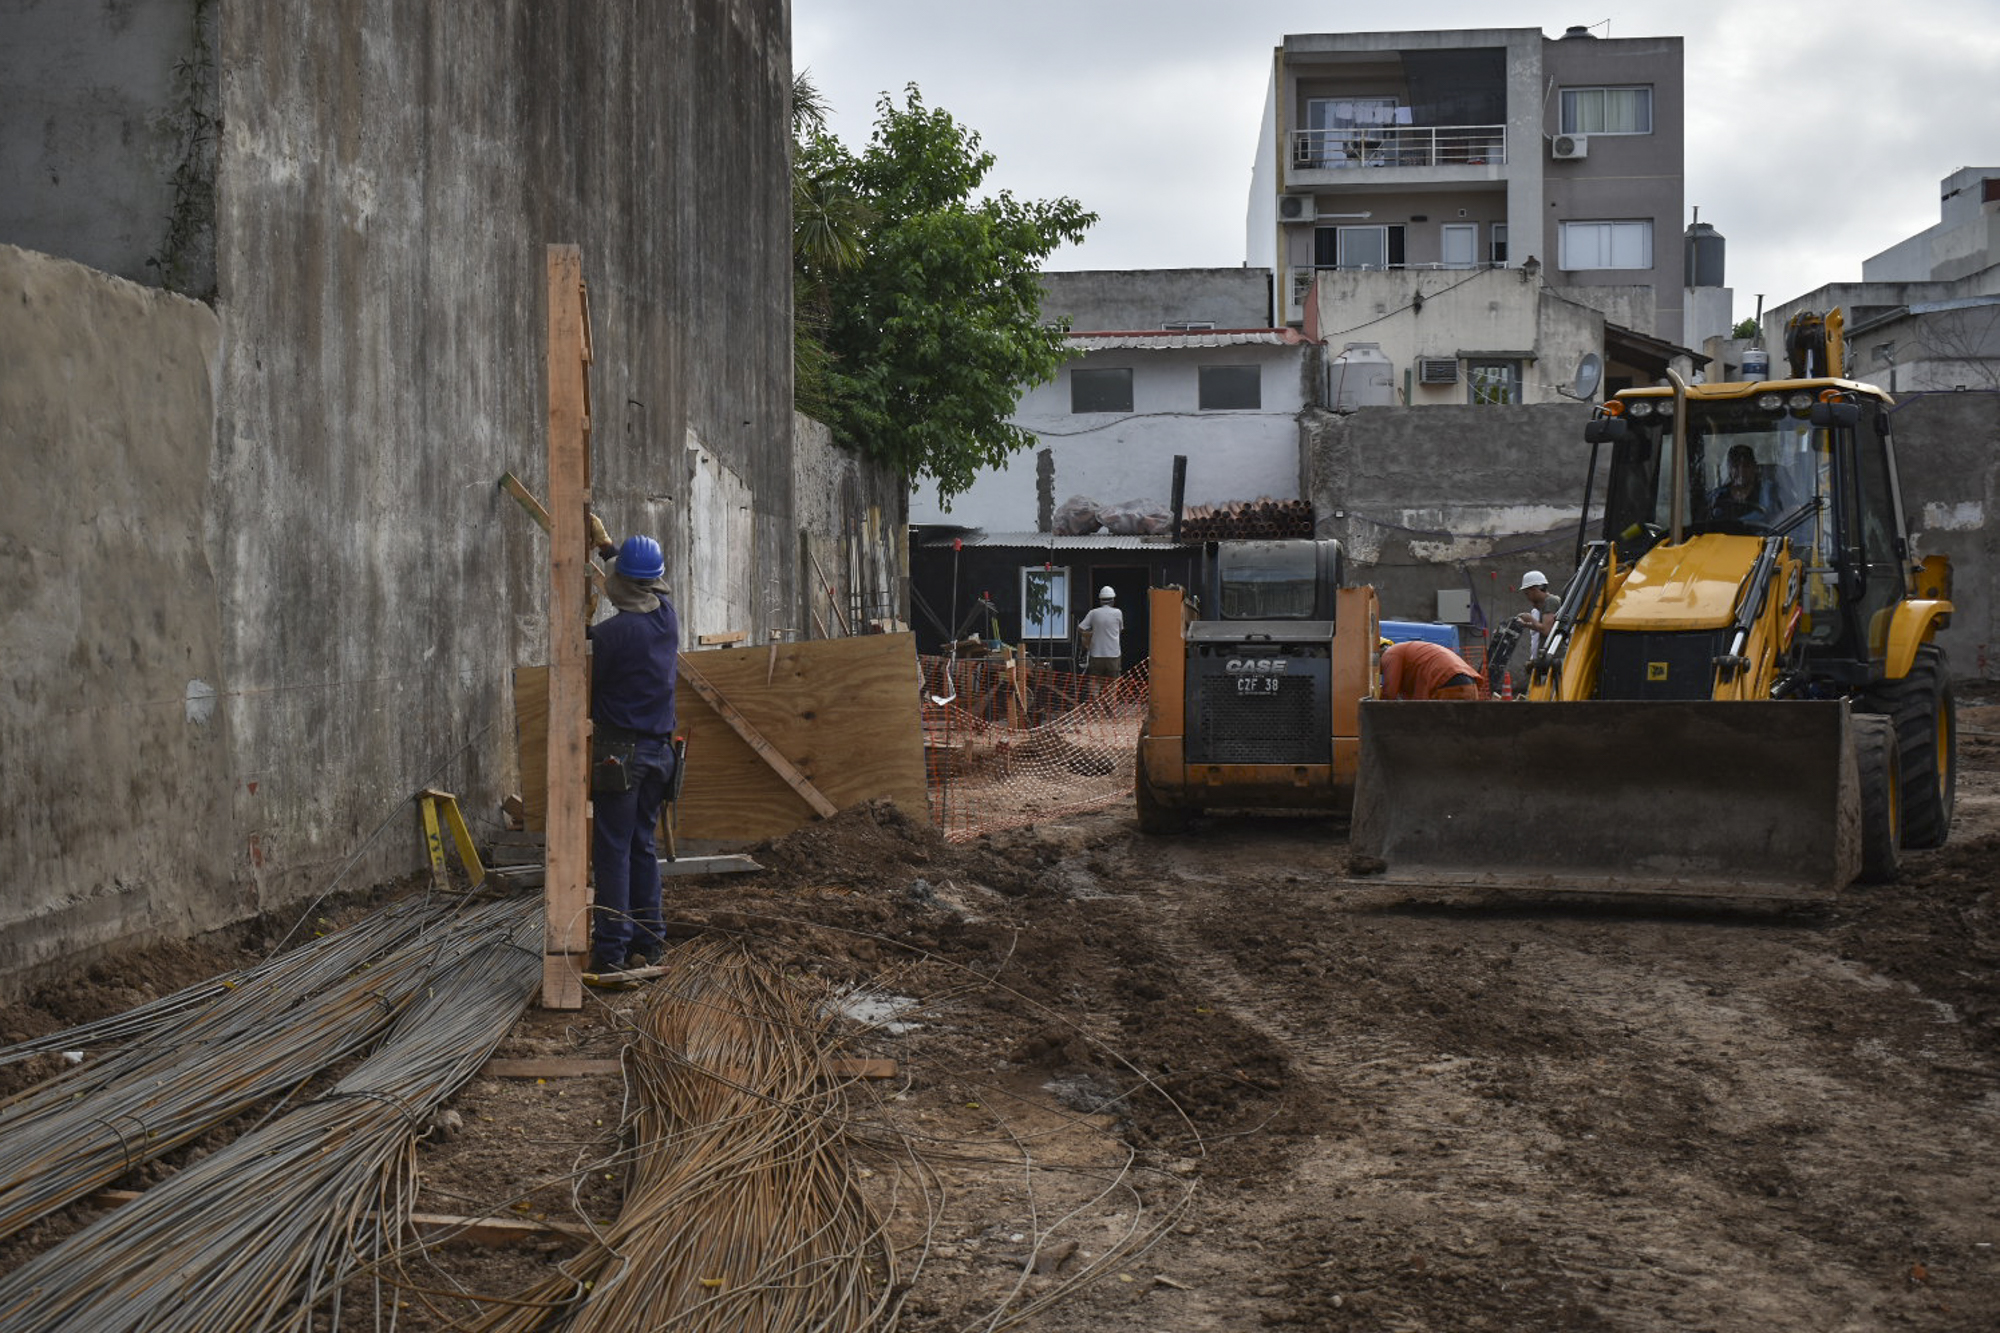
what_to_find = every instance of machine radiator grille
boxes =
[1598,630,1726,700]
[1185,640,1333,765]
[1193,676,1324,763]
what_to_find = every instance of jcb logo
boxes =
[1225,657,1290,674]
[1647,662,1670,681]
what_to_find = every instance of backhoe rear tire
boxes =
[1854,713,1901,885]
[1866,644,1956,849]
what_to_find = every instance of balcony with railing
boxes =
[1289,124,1506,175]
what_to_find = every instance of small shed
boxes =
[909,529,1205,670]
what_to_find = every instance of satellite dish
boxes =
[1569,352,1603,401]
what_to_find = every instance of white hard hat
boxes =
[1518,570,1549,590]
[1098,586,1116,601]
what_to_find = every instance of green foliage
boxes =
[1732,317,1762,341]
[801,85,1095,503]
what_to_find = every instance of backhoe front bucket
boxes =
[1350,700,1861,899]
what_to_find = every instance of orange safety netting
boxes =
[919,654,1149,842]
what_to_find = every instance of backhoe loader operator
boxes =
[1379,638,1483,702]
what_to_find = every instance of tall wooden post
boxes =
[543,245,592,1008]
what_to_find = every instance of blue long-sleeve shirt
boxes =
[589,598,679,737]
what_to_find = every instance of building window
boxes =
[1302,96,1402,168]
[1070,367,1133,413]
[1163,320,1215,331]
[1559,220,1653,271]
[1440,224,1478,269]
[1020,566,1070,640]
[1490,223,1509,265]
[1467,361,1521,405]
[1315,224,1406,271]
[1199,365,1261,411]
[1559,86,1652,135]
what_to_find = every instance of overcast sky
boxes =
[795,1,2000,327]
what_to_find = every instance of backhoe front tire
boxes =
[1854,713,1902,885]
[1867,644,1956,849]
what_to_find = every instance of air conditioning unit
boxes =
[1551,133,1589,160]
[1418,357,1459,385]
[1278,192,1318,224]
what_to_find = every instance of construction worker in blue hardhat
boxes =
[585,531,680,977]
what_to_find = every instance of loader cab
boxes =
[1591,382,1908,672]
[1203,539,1345,622]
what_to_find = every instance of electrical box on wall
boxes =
[1436,589,1473,623]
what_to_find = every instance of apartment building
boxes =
[1247,25,1686,400]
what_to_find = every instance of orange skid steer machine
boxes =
[1352,310,1956,899]
[1135,539,1380,832]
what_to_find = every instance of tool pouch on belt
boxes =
[591,728,639,795]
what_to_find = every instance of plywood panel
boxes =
[673,632,927,840]
[513,633,927,845]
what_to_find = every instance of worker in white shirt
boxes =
[1077,586,1125,678]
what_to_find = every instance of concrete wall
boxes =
[1886,391,2000,678]
[0,1,797,985]
[794,414,908,634]
[1306,402,1595,626]
[1864,169,2000,283]
[1313,267,1610,405]
[1040,269,1273,330]
[0,247,237,979]
[0,0,209,290]
[911,342,1313,529]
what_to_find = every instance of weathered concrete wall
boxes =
[1306,402,1598,627]
[0,0,208,289]
[1886,391,2000,679]
[1040,269,1273,330]
[793,413,908,634]
[0,246,238,977]
[1,1,795,983]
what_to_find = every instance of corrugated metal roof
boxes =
[917,531,1192,550]
[1066,328,1308,351]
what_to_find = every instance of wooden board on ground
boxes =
[515,633,927,841]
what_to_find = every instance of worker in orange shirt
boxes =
[1379,638,1484,701]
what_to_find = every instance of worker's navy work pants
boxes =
[590,739,676,967]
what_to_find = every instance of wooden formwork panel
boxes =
[515,631,928,842]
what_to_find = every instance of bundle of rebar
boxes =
[0,896,541,1332]
[463,937,898,1332]
[1178,496,1315,540]
[0,892,484,1244]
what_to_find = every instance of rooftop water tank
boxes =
[1329,342,1395,411]
[1686,221,1726,289]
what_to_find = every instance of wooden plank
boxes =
[696,630,748,646]
[484,1058,623,1079]
[91,1190,589,1251]
[544,243,590,1011]
[679,657,839,819]
[515,666,549,833]
[482,1055,895,1080]
[408,1212,594,1246]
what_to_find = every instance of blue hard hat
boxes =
[614,534,664,582]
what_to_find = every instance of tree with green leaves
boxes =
[794,84,1095,504]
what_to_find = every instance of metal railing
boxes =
[1290,124,1506,170]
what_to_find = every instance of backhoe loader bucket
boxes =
[1351,700,1861,899]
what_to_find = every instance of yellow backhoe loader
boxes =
[1136,540,1379,831]
[1352,311,1956,898]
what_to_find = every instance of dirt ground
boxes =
[4,693,1999,1330]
